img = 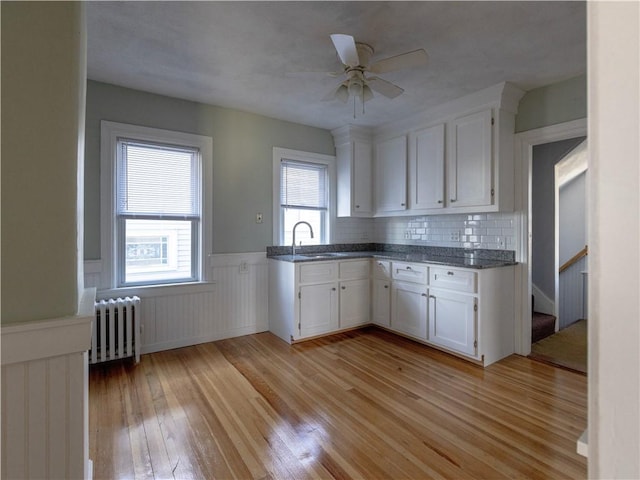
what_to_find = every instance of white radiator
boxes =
[90,296,141,364]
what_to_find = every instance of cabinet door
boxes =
[299,283,338,338]
[372,278,391,327]
[352,140,373,215]
[336,135,372,218]
[340,279,370,328]
[428,288,477,356]
[448,109,493,208]
[391,280,427,339]
[375,136,407,213]
[410,124,445,210]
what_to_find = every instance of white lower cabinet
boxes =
[391,280,428,339]
[428,288,477,356]
[269,258,370,343]
[340,278,370,329]
[299,282,339,338]
[270,256,515,366]
[372,278,391,327]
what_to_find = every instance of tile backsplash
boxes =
[334,212,517,250]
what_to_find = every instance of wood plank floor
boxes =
[89,327,587,479]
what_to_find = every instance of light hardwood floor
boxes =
[89,327,587,479]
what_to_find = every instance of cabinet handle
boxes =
[341,286,346,290]
[384,285,389,289]
[447,271,454,276]
[429,295,437,300]
[450,199,457,203]
[332,287,336,291]
[356,205,360,209]
[421,293,427,297]
[406,266,412,270]
[437,200,443,204]
[401,203,406,207]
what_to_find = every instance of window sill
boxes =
[97,281,216,299]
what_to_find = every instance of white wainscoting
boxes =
[559,255,588,329]
[86,252,269,355]
[1,289,94,480]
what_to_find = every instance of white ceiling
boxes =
[86,1,586,131]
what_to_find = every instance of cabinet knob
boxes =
[447,271,454,276]
[356,205,360,209]
[406,266,412,270]
[341,286,346,290]
[450,199,457,203]
[437,200,443,204]
[401,203,406,206]
[384,285,389,289]
[332,287,336,291]
[421,293,427,297]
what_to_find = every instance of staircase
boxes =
[531,294,556,343]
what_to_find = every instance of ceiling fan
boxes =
[323,34,428,110]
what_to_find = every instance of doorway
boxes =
[529,137,587,373]
[513,118,587,359]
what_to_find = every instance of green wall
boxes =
[516,74,587,132]
[84,81,334,258]
[1,2,85,324]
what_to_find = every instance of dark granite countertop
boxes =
[267,244,516,269]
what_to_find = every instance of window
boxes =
[101,121,212,288]
[273,148,335,246]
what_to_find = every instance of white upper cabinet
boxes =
[448,109,493,208]
[375,135,407,213]
[333,126,373,217]
[409,123,445,210]
[332,83,524,217]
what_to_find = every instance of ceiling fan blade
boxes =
[285,69,343,78]
[369,49,428,74]
[322,82,349,103]
[367,77,404,99]
[330,34,360,67]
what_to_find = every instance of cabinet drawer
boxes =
[339,259,370,280]
[392,262,428,284]
[429,267,476,293]
[372,259,392,279]
[298,262,338,284]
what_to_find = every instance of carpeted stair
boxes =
[531,293,556,343]
[532,312,556,343]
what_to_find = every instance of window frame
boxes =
[101,121,213,290]
[272,147,336,246]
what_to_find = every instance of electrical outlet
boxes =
[404,230,411,239]
[255,213,263,224]
[239,261,249,273]
[450,231,460,242]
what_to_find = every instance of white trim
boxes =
[100,121,213,288]
[208,251,267,268]
[97,281,216,300]
[1,314,93,366]
[531,282,555,316]
[272,147,337,246]
[513,118,587,355]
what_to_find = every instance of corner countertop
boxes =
[267,245,517,270]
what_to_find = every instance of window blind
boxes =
[280,159,328,210]
[117,140,199,217]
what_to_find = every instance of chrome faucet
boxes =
[292,221,314,256]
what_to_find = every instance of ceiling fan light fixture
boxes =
[348,78,363,96]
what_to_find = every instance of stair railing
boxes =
[559,245,588,274]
